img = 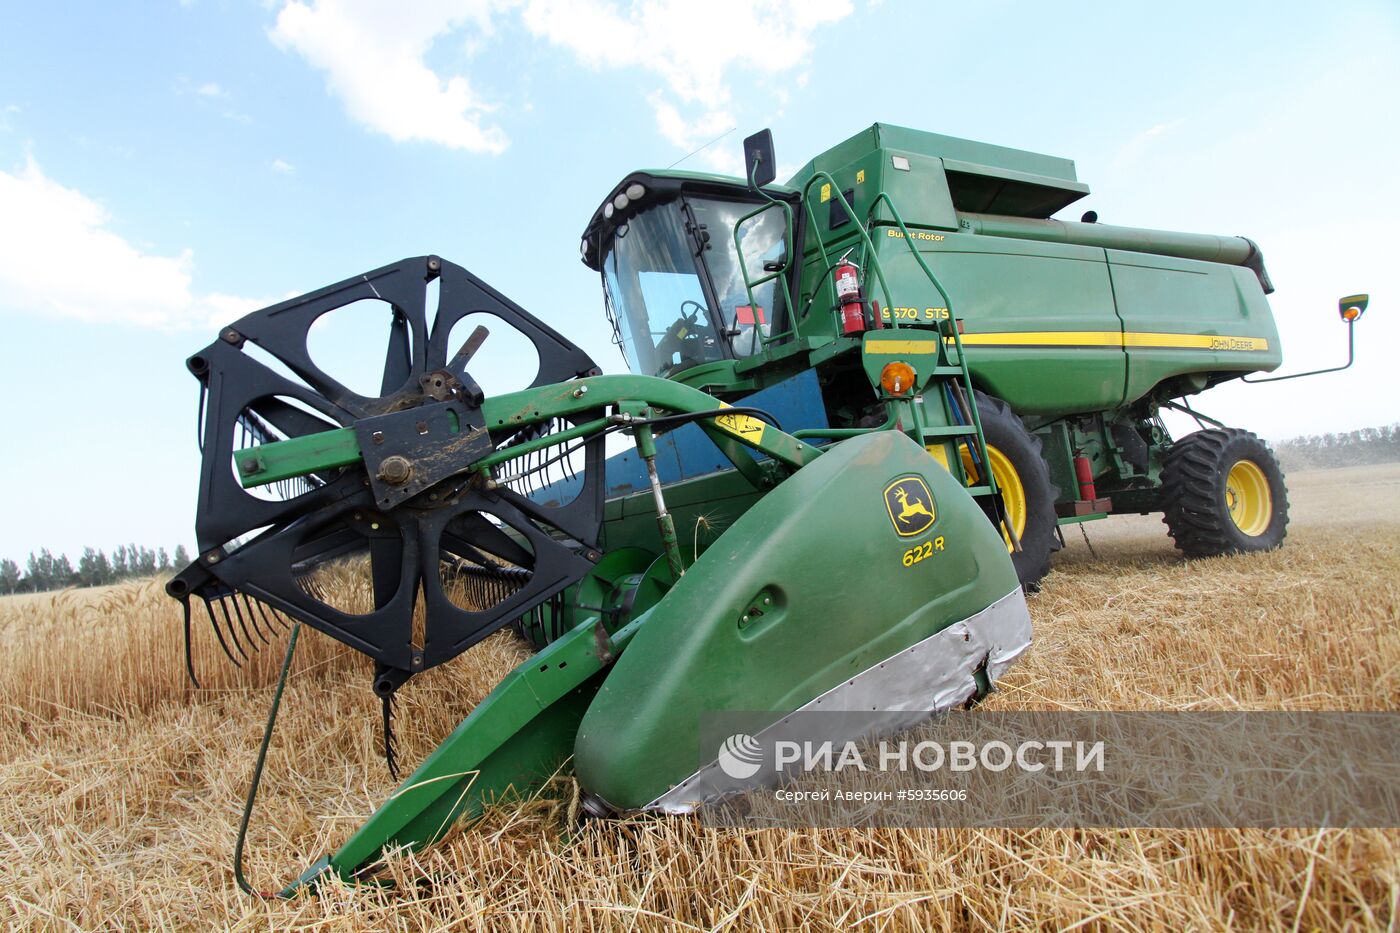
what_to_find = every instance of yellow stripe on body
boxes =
[957,331,1122,347]
[953,331,1270,351]
[865,339,941,355]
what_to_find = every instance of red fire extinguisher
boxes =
[1073,452,1097,501]
[833,259,866,336]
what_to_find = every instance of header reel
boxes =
[168,257,608,729]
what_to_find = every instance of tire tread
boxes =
[1161,427,1289,558]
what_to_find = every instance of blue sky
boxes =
[1,0,1396,563]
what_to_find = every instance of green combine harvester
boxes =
[168,124,1366,893]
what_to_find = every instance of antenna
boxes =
[667,126,738,170]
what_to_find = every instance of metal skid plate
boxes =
[170,256,606,683]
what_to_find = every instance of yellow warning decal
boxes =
[865,339,940,355]
[952,331,1270,351]
[925,444,951,472]
[713,401,766,445]
[856,169,866,184]
[820,183,832,203]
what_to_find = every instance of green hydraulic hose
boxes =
[234,622,302,898]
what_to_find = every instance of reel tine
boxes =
[250,592,276,644]
[382,693,400,781]
[204,597,243,668]
[299,576,326,605]
[216,595,251,662]
[240,592,271,646]
[252,596,287,634]
[267,600,290,631]
[180,598,202,689]
[270,605,292,632]
[228,592,267,649]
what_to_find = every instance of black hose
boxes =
[630,406,783,432]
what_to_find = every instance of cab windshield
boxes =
[601,195,790,377]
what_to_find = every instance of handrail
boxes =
[865,192,956,317]
[863,192,993,475]
[731,199,797,354]
[797,171,900,330]
[735,169,998,500]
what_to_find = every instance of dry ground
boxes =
[1,465,1398,931]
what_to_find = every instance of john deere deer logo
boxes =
[884,476,937,537]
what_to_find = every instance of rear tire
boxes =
[1161,428,1289,558]
[961,391,1059,590]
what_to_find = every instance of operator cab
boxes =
[580,174,798,380]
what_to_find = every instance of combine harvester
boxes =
[168,125,1366,893]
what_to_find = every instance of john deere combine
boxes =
[169,124,1364,892]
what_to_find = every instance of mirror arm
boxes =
[1241,319,1358,383]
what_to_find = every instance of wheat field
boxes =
[2,465,1398,931]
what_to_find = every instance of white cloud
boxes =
[268,0,852,162]
[1113,118,1185,171]
[520,0,851,106]
[174,76,251,122]
[175,76,223,98]
[522,0,850,160]
[270,158,294,173]
[647,91,736,169]
[1141,119,1184,138]
[0,157,265,328]
[270,0,510,154]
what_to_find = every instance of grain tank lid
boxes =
[798,124,1089,219]
[940,157,1089,218]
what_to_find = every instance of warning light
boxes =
[880,361,916,397]
[1337,293,1369,322]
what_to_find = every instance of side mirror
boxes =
[1245,292,1369,383]
[1339,293,1369,322]
[743,128,776,189]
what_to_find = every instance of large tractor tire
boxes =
[958,391,1059,590]
[1161,428,1289,558]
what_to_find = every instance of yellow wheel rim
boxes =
[954,443,1026,553]
[1225,459,1272,536]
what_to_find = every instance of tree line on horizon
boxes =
[1273,423,1400,470]
[0,544,190,595]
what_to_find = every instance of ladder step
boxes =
[922,425,979,438]
[964,485,995,496]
